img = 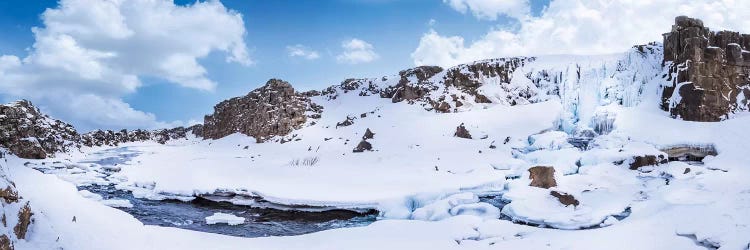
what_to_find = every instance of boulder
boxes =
[628,155,668,170]
[352,140,372,153]
[528,166,557,189]
[454,123,472,139]
[550,191,579,207]
[362,128,375,140]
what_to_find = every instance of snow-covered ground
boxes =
[4,45,750,249]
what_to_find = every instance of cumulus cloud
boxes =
[414,0,750,67]
[336,38,379,64]
[0,0,250,130]
[444,0,530,20]
[286,44,320,60]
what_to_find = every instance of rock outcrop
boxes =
[443,57,531,105]
[81,125,203,147]
[454,123,472,139]
[202,79,321,142]
[528,166,557,189]
[550,191,579,207]
[662,16,750,121]
[316,57,540,115]
[362,128,375,140]
[352,140,372,153]
[1,152,32,248]
[380,66,443,103]
[0,100,205,159]
[628,155,668,170]
[0,101,79,159]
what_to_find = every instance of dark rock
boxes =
[528,166,557,189]
[550,191,579,207]
[203,79,320,142]
[454,123,472,139]
[435,101,451,113]
[629,155,668,170]
[661,16,750,121]
[336,116,355,128]
[363,128,375,140]
[684,168,691,174]
[352,140,372,153]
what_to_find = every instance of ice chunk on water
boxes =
[205,213,245,225]
[101,199,133,208]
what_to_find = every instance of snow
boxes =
[205,213,245,225]
[3,44,750,249]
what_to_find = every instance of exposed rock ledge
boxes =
[662,16,750,121]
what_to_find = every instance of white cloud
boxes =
[286,44,320,60]
[336,38,379,64]
[414,0,750,68]
[444,0,530,20]
[0,0,251,130]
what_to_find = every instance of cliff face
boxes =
[661,16,750,121]
[202,79,322,142]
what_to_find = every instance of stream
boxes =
[47,147,378,238]
[79,184,377,238]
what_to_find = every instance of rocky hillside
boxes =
[0,100,202,159]
[3,16,747,159]
[661,16,750,121]
[202,79,322,142]
[0,100,80,159]
[81,125,202,147]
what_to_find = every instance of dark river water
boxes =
[80,184,378,238]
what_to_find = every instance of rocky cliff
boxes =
[0,100,202,159]
[202,79,322,142]
[0,101,80,159]
[661,16,750,121]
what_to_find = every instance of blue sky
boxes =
[1,0,745,131]
[0,0,548,129]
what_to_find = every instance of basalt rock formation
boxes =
[661,16,750,121]
[202,79,322,142]
[0,100,79,159]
